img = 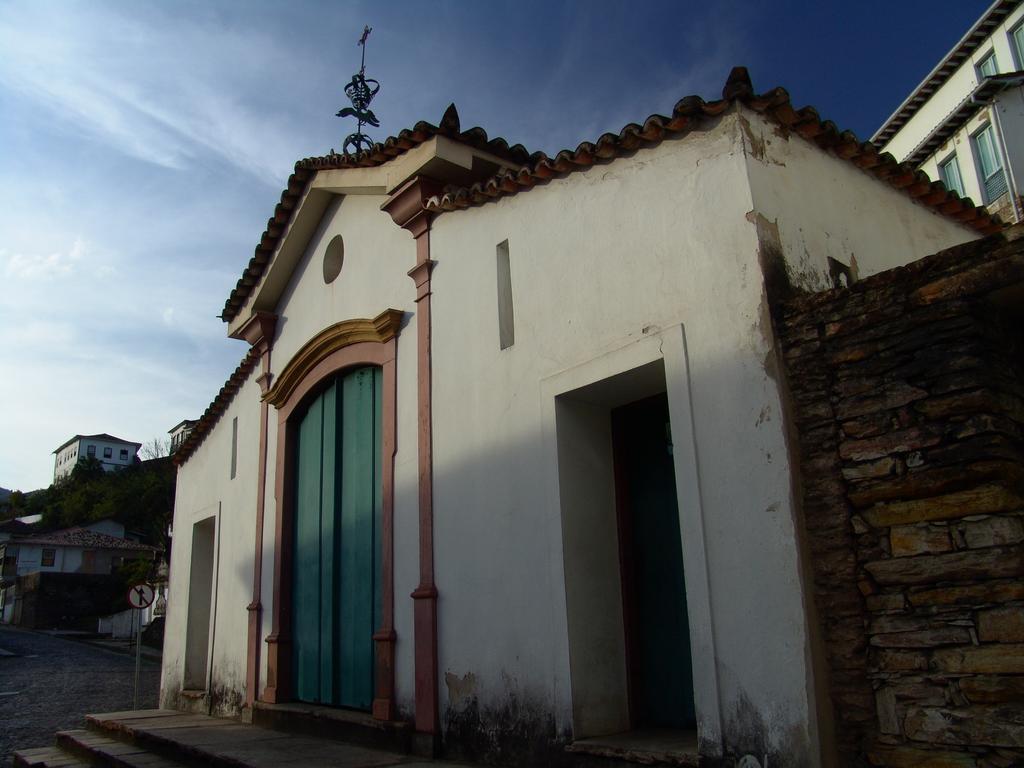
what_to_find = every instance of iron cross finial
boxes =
[337,25,380,156]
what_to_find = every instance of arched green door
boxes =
[292,366,382,709]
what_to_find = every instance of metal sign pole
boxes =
[126,582,154,711]
[133,607,141,710]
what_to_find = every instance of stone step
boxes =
[563,730,701,768]
[56,729,186,768]
[82,708,422,768]
[251,701,414,754]
[12,745,91,768]
[15,708,468,768]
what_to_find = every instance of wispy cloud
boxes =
[0,2,300,182]
[2,238,87,280]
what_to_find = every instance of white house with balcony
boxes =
[53,433,142,482]
[873,0,1024,223]
[168,419,199,455]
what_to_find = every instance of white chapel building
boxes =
[162,68,996,767]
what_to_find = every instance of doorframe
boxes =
[540,324,723,756]
[262,311,402,721]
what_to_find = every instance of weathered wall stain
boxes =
[443,674,567,767]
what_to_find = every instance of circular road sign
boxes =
[127,583,156,610]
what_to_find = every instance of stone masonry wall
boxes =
[778,231,1024,767]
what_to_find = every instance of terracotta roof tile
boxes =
[221,67,1003,325]
[219,110,531,322]
[425,68,1003,239]
[15,527,158,551]
[172,346,260,466]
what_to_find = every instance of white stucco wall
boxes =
[163,369,261,714]
[741,105,976,290]
[428,110,820,763]
[13,544,66,575]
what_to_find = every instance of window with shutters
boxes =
[972,124,1008,203]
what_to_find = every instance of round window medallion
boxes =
[323,235,345,283]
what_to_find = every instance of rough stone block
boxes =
[864,546,1024,586]
[842,412,893,439]
[962,516,1024,548]
[867,745,977,767]
[843,457,901,481]
[836,383,928,420]
[861,486,1024,527]
[909,253,1024,307]
[848,463,1010,508]
[870,627,972,648]
[866,592,907,613]
[933,644,1024,674]
[871,648,929,672]
[915,389,997,420]
[904,704,1024,748]
[839,427,941,463]
[908,581,1024,608]
[959,676,1024,704]
[890,523,952,557]
[977,607,1024,643]
[869,614,928,634]
[876,686,900,735]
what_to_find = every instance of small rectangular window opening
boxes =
[976,51,998,80]
[230,416,238,479]
[939,154,965,198]
[496,239,515,350]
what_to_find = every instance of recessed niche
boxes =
[323,235,345,283]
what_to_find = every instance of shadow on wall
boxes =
[172,330,812,767]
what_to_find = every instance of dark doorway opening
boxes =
[612,393,696,729]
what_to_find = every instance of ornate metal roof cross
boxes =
[337,25,380,156]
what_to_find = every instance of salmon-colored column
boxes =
[233,311,277,711]
[382,176,441,752]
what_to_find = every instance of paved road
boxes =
[0,625,160,766]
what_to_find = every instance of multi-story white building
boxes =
[52,433,142,481]
[168,419,198,455]
[873,0,1024,223]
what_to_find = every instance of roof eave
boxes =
[872,0,1019,147]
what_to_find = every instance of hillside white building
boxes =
[168,419,199,454]
[162,68,997,767]
[873,0,1024,223]
[53,433,142,481]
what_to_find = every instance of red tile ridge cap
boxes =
[423,67,1003,239]
[172,346,261,467]
[220,104,531,323]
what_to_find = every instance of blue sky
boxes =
[0,0,992,491]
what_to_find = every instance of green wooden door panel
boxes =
[292,367,381,710]
[613,394,696,729]
[318,382,338,704]
[338,367,379,709]
[293,394,323,703]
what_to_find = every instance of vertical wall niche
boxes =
[183,516,216,690]
[496,239,515,350]
[230,417,238,480]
